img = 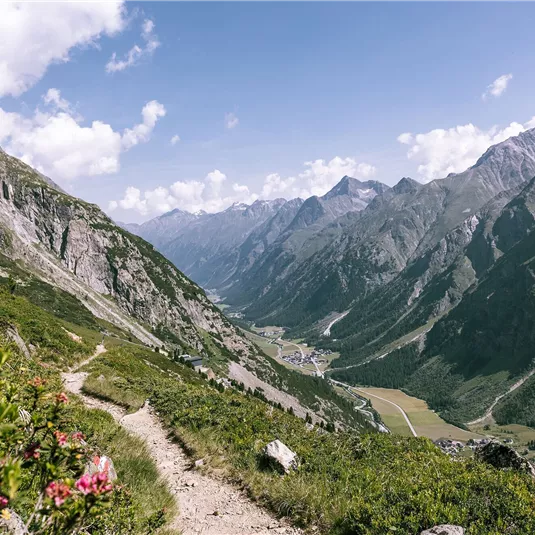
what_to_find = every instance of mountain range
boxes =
[127,127,535,426]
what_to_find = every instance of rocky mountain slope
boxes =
[0,150,252,357]
[330,173,535,424]
[222,177,391,310]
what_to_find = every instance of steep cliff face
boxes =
[0,150,252,356]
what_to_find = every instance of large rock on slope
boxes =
[475,441,535,476]
[420,526,464,535]
[263,440,298,474]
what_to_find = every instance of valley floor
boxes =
[355,387,480,441]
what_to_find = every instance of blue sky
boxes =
[1,2,535,222]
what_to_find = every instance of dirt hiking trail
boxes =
[62,346,301,535]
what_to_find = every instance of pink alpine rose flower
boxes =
[75,474,92,495]
[45,481,71,507]
[23,442,41,460]
[55,392,69,404]
[91,472,113,495]
[53,431,68,447]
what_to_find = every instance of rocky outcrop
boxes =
[475,441,535,476]
[0,150,254,358]
[420,526,464,535]
[5,327,31,359]
[263,440,298,474]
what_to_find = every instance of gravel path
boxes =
[62,347,301,535]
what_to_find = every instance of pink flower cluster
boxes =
[54,431,68,447]
[75,472,113,496]
[45,481,71,507]
[28,376,46,388]
[0,496,8,509]
[23,442,41,460]
[55,392,69,404]
[71,431,85,442]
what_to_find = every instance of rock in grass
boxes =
[85,454,117,481]
[263,440,298,474]
[475,441,535,477]
[420,526,464,535]
[0,510,29,534]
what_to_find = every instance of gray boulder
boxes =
[421,526,464,535]
[263,440,298,474]
[0,510,29,534]
[475,440,535,477]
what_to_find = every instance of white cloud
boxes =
[261,156,377,200]
[106,18,160,73]
[121,100,166,150]
[110,170,258,216]
[0,2,126,98]
[170,134,181,146]
[398,117,535,182]
[43,88,73,114]
[397,132,413,145]
[225,112,239,130]
[0,90,166,183]
[482,74,513,100]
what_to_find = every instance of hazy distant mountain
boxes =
[123,208,202,249]
[159,199,289,289]
[128,176,387,293]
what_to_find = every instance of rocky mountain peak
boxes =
[161,207,192,219]
[322,175,388,201]
[246,198,287,216]
[392,176,421,195]
[473,127,535,170]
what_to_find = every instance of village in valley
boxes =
[255,328,334,375]
[281,347,333,370]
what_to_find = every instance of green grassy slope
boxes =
[80,344,535,535]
